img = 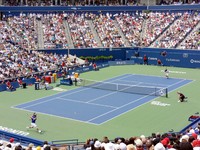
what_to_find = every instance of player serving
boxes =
[26,112,42,133]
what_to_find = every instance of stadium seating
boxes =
[1,2,200,150]
[1,11,199,50]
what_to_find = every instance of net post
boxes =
[166,88,168,98]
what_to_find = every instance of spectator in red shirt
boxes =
[143,54,148,65]
[34,75,41,82]
[93,63,98,71]
[17,78,23,87]
[157,59,162,66]
[6,80,14,91]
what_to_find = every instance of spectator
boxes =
[94,141,101,150]
[143,54,148,65]
[179,142,193,150]
[17,77,23,88]
[26,143,35,150]
[154,143,165,150]
[6,80,15,91]
[157,59,162,66]
[145,139,154,150]
[93,62,98,71]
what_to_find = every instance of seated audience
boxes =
[6,80,15,91]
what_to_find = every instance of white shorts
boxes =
[165,73,169,76]
[31,123,37,128]
[45,83,49,88]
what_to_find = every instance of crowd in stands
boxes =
[92,13,125,48]
[81,123,200,150]
[179,27,200,49]
[3,0,53,6]
[151,12,200,48]
[67,13,98,48]
[3,0,200,6]
[41,13,68,49]
[115,12,144,47]
[142,12,177,47]
[0,41,80,82]
[160,0,200,5]
[6,13,38,51]
[2,0,140,6]
[0,21,21,51]
[0,138,68,150]
[0,10,200,81]
[2,11,199,50]
[0,122,199,150]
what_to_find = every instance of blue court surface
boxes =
[14,74,193,125]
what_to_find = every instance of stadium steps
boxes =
[113,20,131,47]
[140,0,156,5]
[87,19,103,47]
[36,19,44,49]
[140,17,148,44]
[63,20,75,49]
[149,16,179,48]
[68,54,85,65]
[177,20,200,49]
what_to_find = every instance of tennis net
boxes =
[78,79,168,97]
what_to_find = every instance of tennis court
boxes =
[13,73,192,125]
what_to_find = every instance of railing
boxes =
[0,5,200,14]
[0,130,43,146]
[51,139,85,150]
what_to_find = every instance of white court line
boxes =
[11,75,194,125]
[11,74,134,125]
[161,70,186,74]
[12,74,134,109]
[12,77,193,126]
[11,74,132,108]
[86,91,120,103]
[12,86,88,108]
[130,73,191,80]
[117,79,167,87]
[100,78,195,125]
[87,94,152,122]
[17,87,92,109]
[87,78,191,123]
[11,106,98,125]
[86,76,145,103]
[97,78,195,125]
[58,97,117,108]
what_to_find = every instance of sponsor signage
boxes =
[151,101,170,106]
[108,60,135,66]
[60,79,71,85]
[190,59,200,64]
[166,58,180,62]
[148,57,157,61]
[0,126,29,136]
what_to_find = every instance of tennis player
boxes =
[177,91,187,102]
[26,113,42,133]
[164,68,169,79]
